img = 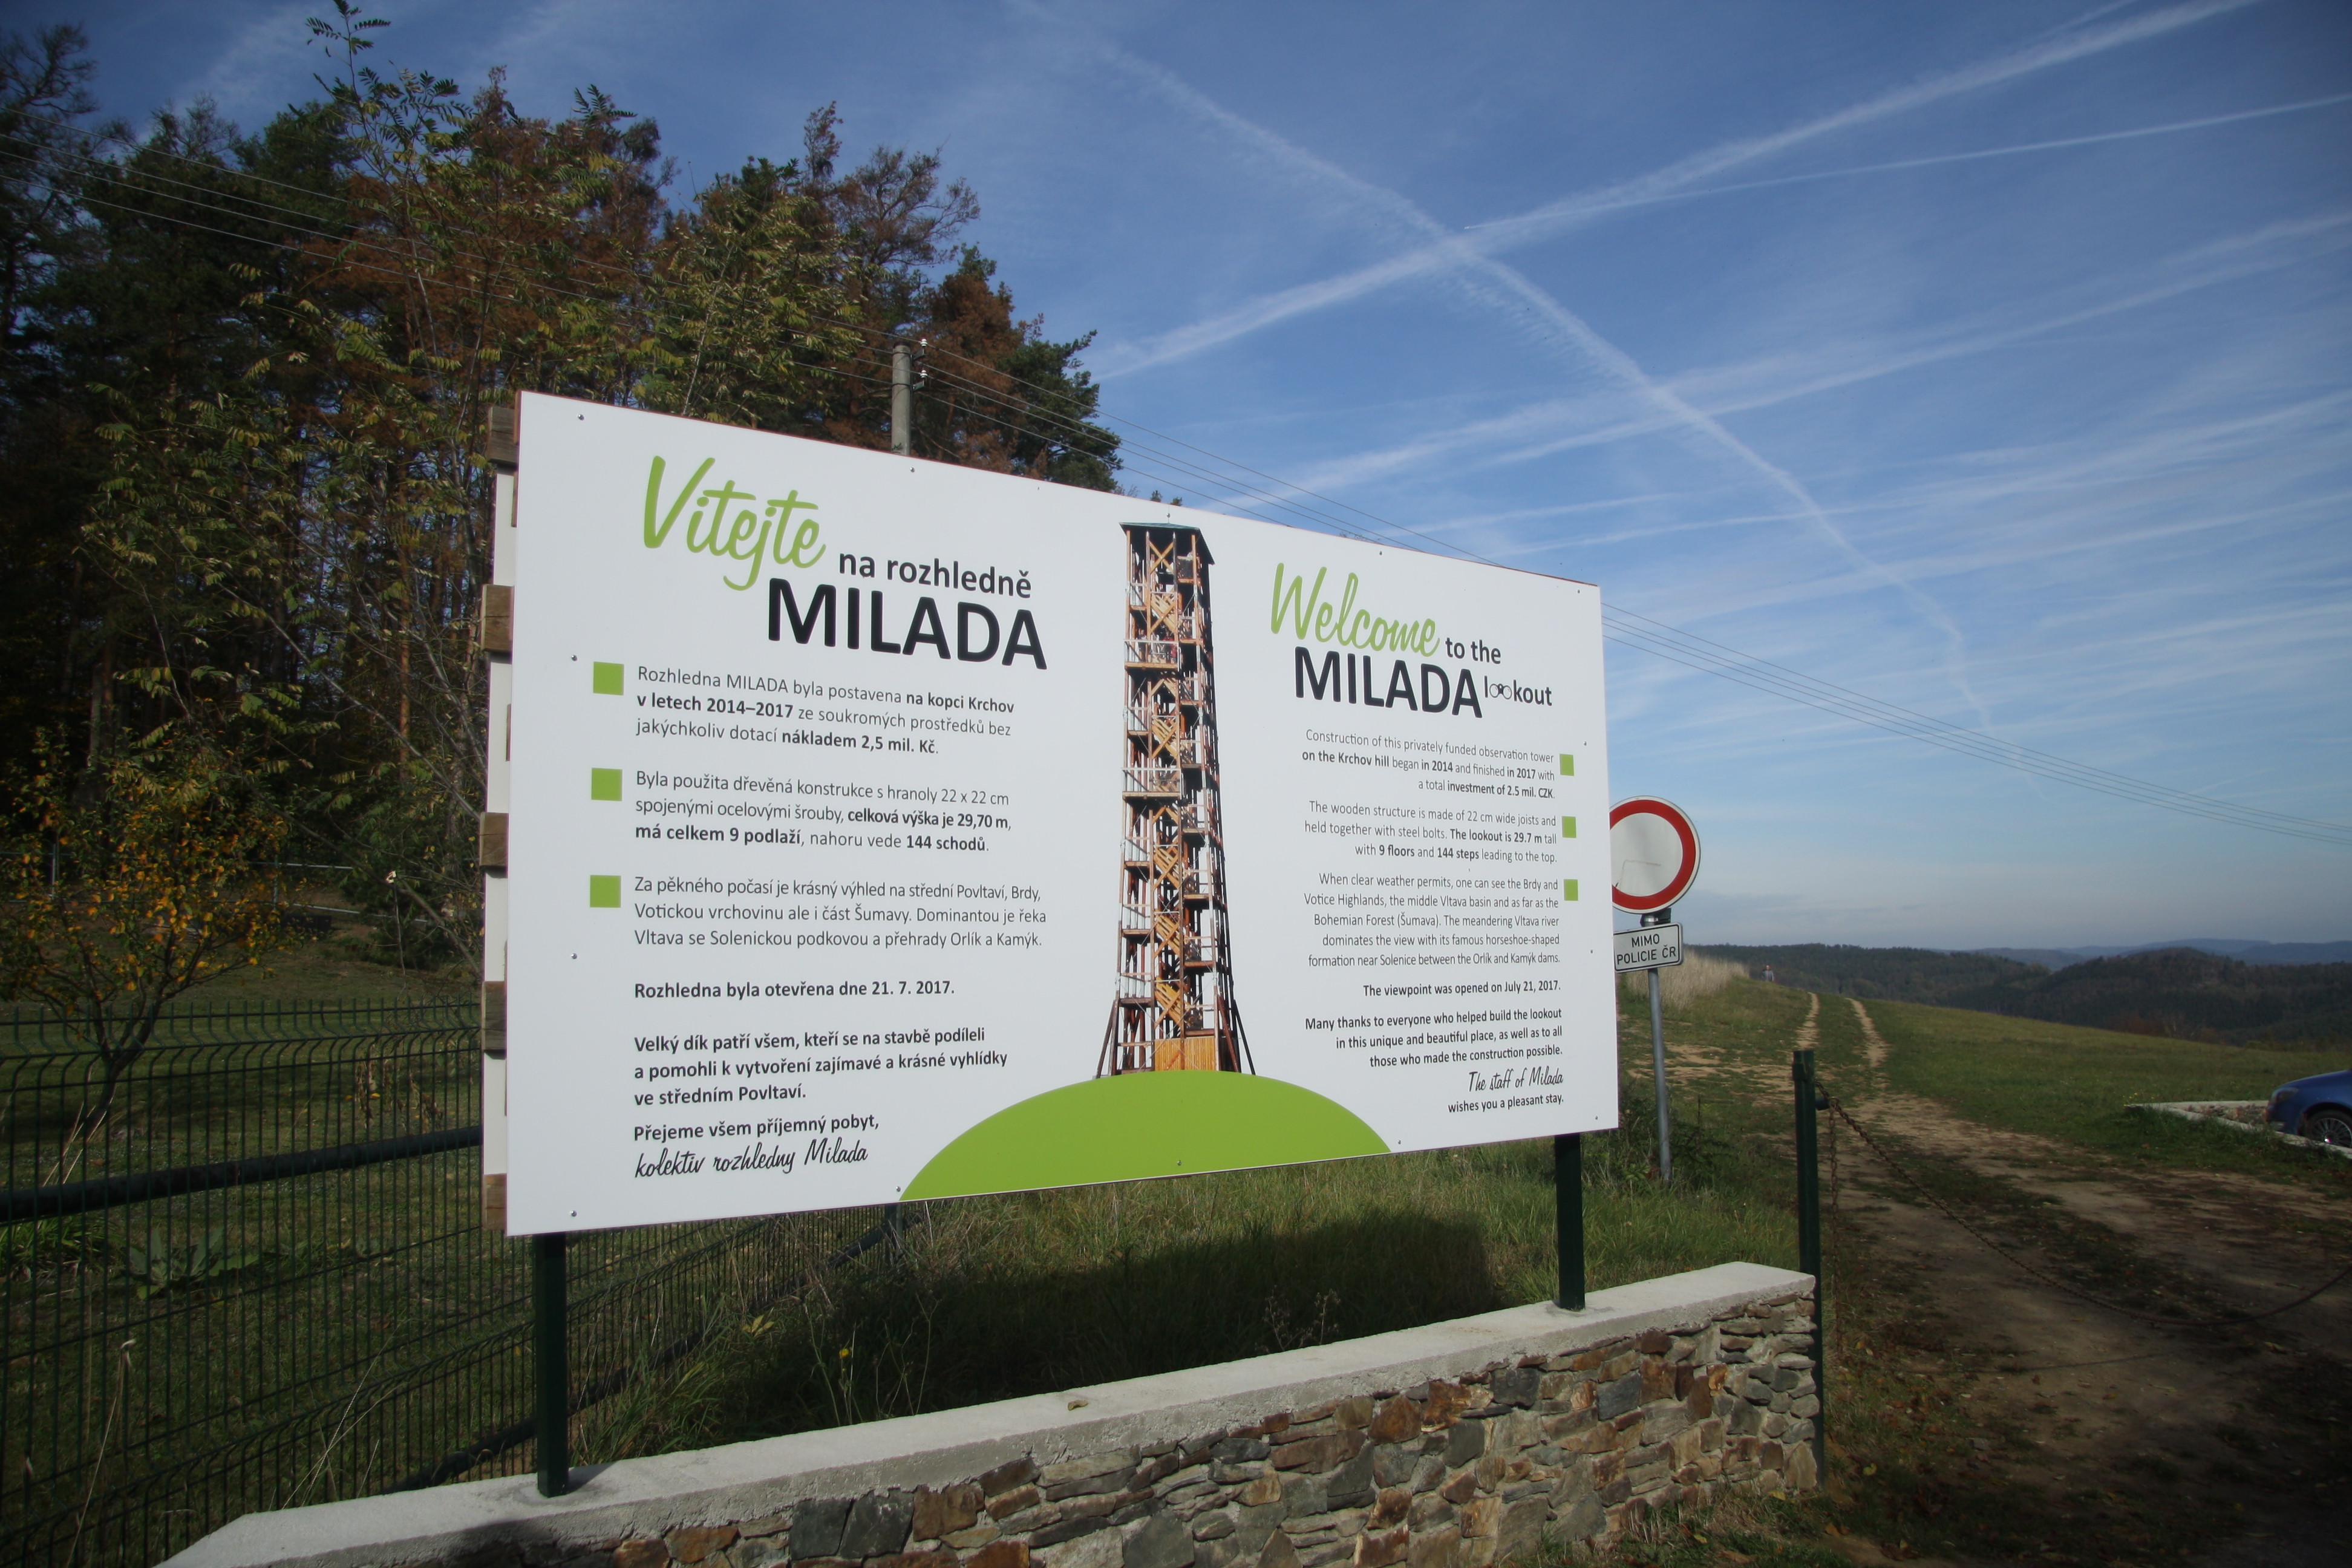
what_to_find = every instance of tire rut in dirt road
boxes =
[1831,999,2348,1566]
[1849,995,1886,1074]
[1843,1002,2346,1333]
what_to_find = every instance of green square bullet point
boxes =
[1558,753,1574,776]
[589,875,620,908]
[590,768,622,801]
[1561,815,1576,838]
[592,662,624,695]
[1563,879,1578,901]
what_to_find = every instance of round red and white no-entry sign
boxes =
[1610,797,1700,913]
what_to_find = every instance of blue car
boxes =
[2267,1069,2352,1146]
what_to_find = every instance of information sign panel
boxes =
[497,394,1616,1232]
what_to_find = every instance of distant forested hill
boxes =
[1946,949,2352,1047]
[1692,945,2048,1004]
[1976,940,2352,967]
[1699,943,2352,1047]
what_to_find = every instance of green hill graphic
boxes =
[903,1073,1387,1200]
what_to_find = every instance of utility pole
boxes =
[890,338,913,457]
[1645,906,1673,1183]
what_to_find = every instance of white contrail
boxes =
[1293,209,2352,493]
[1102,0,2272,375]
[1466,92,2352,231]
[1086,32,2007,731]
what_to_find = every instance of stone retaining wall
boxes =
[170,1263,1815,1568]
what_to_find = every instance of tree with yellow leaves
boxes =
[2,731,289,1104]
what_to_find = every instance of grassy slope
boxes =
[1693,944,2045,1005]
[616,984,1811,1455]
[594,979,2351,1560]
[68,938,1801,1466]
[90,950,2345,1561]
[1857,996,2351,1183]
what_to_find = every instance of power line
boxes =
[1,150,1188,517]
[1,121,1424,540]
[2,116,1435,536]
[7,129,2342,847]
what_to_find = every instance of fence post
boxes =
[1792,1048,1826,1478]
[1554,1132,1584,1310]
[533,1232,570,1497]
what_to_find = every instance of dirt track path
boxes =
[1826,999,2348,1567]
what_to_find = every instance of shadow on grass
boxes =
[596,1109,1803,1457]
[704,1198,1500,1444]
[577,1028,1808,1465]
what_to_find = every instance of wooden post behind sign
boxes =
[482,401,518,1229]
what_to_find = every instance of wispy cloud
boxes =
[1670,213,2352,418]
[1276,209,2352,516]
[1500,90,2352,222]
[1074,22,2016,734]
[169,2,318,124]
[1096,0,2271,377]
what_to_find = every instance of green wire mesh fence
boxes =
[1,1000,875,1568]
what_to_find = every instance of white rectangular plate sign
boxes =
[1612,924,1685,972]
[500,394,1616,1232]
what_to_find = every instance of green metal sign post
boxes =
[1791,1048,1826,1478]
[1554,1132,1585,1310]
[534,1232,569,1497]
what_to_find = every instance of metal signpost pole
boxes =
[1610,799,1699,1187]
[532,1232,569,1497]
[1554,1132,1584,1310]
[1645,907,1672,1184]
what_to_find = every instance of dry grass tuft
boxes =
[1619,950,1744,1010]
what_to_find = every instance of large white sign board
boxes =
[498,394,1615,1233]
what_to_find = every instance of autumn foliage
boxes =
[2,733,288,1085]
[0,9,1119,982]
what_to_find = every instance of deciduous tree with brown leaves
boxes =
[0,4,1119,982]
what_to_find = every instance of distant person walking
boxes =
[1763,965,1776,984]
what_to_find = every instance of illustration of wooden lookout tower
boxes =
[1098,524,1253,1076]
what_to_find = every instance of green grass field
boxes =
[36,944,2345,1563]
[620,981,1810,1457]
[649,1096,1800,1455]
[446,973,2352,1563]
[0,974,861,1568]
[1814,992,2351,1184]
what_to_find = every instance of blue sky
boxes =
[55,0,2352,950]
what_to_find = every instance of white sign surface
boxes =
[1612,924,1684,972]
[498,394,1615,1233]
